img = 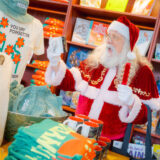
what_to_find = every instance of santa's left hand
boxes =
[117,84,135,107]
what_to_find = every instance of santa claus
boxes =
[45,16,160,140]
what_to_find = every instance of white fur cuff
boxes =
[142,98,160,111]
[119,94,142,123]
[45,60,67,86]
[70,67,83,90]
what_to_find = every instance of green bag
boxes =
[12,85,67,117]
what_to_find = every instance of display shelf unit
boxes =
[65,0,159,62]
[67,40,96,50]
[132,126,160,144]
[148,12,160,61]
[134,127,160,139]
[22,0,160,143]
[152,59,160,63]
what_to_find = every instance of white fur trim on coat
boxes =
[88,95,104,119]
[45,60,66,86]
[142,98,160,111]
[119,94,142,123]
[83,85,100,99]
[69,67,99,99]
[70,67,116,100]
[69,67,84,90]
[88,67,116,118]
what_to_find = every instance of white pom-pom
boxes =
[127,51,136,60]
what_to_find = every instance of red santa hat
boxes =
[108,16,139,60]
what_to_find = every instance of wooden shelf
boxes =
[72,4,156,29]
[134,127,160,139]
[62,105,75,113]
[27,64,46,71]
[28,6,66,16]
[67,40,95,50]
[30,0,69,7]
[151,58,160,63]
[29,0,68,14]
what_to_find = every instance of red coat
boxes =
[45,60,160,140]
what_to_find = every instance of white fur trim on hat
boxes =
[108,21,129,40]
[127,51,136,60]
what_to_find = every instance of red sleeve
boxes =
[57,69,76,91]
[57,60,87,92]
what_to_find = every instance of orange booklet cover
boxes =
[87,21,109,46]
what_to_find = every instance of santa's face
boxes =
[100,31,129,68]
[106,30,125,54]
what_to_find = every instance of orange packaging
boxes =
[44,17,64,28]
[44,31,62,38]
[34,69,45,76]
[32,74,42,80]
[43,24,63,34]
[32,74,45,82]
[31,79,47,86]
[32,60,49,69]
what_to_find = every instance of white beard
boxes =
[100,43,129,68]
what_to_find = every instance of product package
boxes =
[131,0,156,16]
[87,21,109,46]
[105,0,129,12]
[80,0,102,8]
[72,18,91,44]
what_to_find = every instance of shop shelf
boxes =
[72,4,156,29]
[134,127,160,139]
[151,58,160,63]
[28,6,67,16]
[67,41,95,50]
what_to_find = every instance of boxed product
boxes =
[155,43,160,60]
[131,0,156,16]
[87,21,108,46]
[72,18,91,44]
[80,0,102,8]
[136,29,154,56]
[66,45,91,68]
[105,0,129,12]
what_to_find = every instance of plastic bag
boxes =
[12,85,67,117]
[9,80,24,111]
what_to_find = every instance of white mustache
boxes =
[106,44,116,54]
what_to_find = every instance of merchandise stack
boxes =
[63,114,111,159]
[6,119,96,160]
[30,60,48,86]
[43,17,64,38]
[72,18,109,47]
